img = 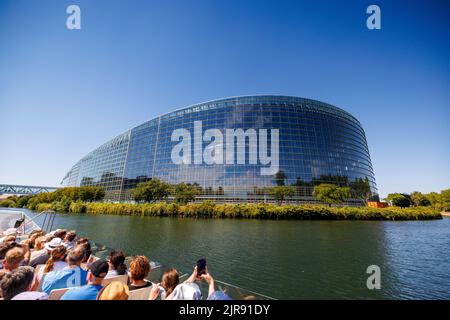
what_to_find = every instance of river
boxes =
[3,208,450,299]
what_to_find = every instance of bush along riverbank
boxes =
[33,201,442,220]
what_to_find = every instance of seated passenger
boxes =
[161,268,179,300]
[2,247,25,273]
[0,242,15,270]
[76,238,95,265]
[40,246,88,295]
[128,255,152,290]
[21,230,44,249]
[165,266,202,300]
[60,259,109,300]
[53,229,67,240]
[32,245,67,290]
[29,237,64,267]
[63,231,77,250]
[105,250,127,279]
[0,266,48,300]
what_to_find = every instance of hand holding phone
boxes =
[196,258,207,277]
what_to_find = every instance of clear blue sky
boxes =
[0,0,449,198]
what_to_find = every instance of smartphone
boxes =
[196,258,207,276]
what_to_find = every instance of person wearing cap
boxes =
[29,237,65,267]
[60,259,109,300]
[97,281,129,300]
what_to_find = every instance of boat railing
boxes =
[18,210,57,235]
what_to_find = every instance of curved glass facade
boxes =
[62,96,378,203]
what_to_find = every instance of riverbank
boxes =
[32,201,442,220]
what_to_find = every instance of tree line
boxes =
[385,190,450,211]
[1,180,449,211]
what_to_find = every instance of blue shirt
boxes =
[41,266,88,295]
[60,284,103,300]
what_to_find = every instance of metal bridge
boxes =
[0,184,59,195]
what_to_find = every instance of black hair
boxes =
[109,250,127,275]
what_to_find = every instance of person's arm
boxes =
[30,271,41,291]
[184,266,198,283]
[149,283,161,300]
[201,273,215,297]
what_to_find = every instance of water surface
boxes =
[6,208,450,299]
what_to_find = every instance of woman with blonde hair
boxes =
[31,245,67,291]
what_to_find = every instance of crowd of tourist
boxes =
[0,227,232,300]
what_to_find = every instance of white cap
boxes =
[44,237,65,251]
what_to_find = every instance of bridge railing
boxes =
[0,184,59,195]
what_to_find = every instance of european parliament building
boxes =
[62,96,378,204]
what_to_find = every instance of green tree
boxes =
[313,184,351,206]
[275,170,287,186]
[268,186,296,205]
[410,191,431,207]
[386,193,412,208]
[173,183,199,204]
[441,188,450,211]
[425,192,442,211]
[350,177,372,205]
[52,196,72,212]
[0,199,17,208]
[131,178,171,203]
[16,195,34,208]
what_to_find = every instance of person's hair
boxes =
[109,250,127,275]
[0,242,15,260]
[76,237,89,245]
[45,234,55,242]
[29,230,43,239]
[5,247,25,269]
[68,246,85,265]
[64,231,77,242]
[77,241,92,263]
[34,236,47,250]
[162,268,179,297]
[3,235,16,243]
[44,245,67,273]
[27,231,43,249]
[54,229,67,239]
[130,256,150,282]
[0,266,34,300]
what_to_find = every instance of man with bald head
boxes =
[41,245,88,295]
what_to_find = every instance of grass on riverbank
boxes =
[32,201,443,221]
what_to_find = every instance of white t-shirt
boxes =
[105,269,119,279]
